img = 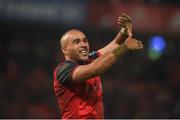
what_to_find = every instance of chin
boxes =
[79,56,89,62]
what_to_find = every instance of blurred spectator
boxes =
[0,0,180,119]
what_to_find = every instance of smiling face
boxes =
[60,29,90,62]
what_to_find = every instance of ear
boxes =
[62,47,68,55]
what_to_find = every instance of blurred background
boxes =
[0,0,180,118]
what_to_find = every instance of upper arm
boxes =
[72,51,101,83]
[72,64,96,83]
[56,62,78,84]
[56,52,102,84]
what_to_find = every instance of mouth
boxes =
[79,48,88,56]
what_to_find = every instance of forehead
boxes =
[61,30,87,48]
[67,30,86,41]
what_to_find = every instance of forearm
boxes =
[91,43,128,76]
[72,44,128,83]
[114,28,128,45]
[72,37,143,83]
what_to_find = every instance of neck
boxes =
[64,57,88,65]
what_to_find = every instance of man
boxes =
[53,13,143,119]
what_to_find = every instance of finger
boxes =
[121,13,132,23]
[118,21,126,27]
[118,17,129,22]
[121,13,127,17]
[137,45,143,49]
[121,14,129,19]
[118,20,129,27]
[137,41,143,46]
[140,44,143,49]
[125,16,132,23]
[140,45,144,49]
[118,22,127,27]
[118,16,128,20]
[118,22,127,28]
[135,40,143,49]
[118,19,126,24]
[139,43,144,49]
[138,41,142,44]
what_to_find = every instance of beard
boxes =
[68,50,89,62]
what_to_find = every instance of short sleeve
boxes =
[88,51,101,60]
[56,61,78,83]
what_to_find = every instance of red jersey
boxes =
[53,51,104,119]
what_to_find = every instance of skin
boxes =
[60,13,143,83]
[61,30,90,62]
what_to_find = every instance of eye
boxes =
[83,38,88,43]
[73,39,80,44]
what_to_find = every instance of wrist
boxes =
[119,27,128,38]
[112,43,128,60]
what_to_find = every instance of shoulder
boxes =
[58,60,78,70]
[55,60,79,83]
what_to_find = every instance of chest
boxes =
[83,76,102,97]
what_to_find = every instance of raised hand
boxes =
[124,37,143,50]
[118,13,132,37]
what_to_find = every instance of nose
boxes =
[79,41,86,47]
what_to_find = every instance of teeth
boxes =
[80,49,87,53]
[82,50,86,53]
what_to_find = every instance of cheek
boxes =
[86,43,90,52]
[87,44,90,52]
[68,47,79,56]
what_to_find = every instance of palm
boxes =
[125,38,143,50]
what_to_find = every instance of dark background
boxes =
[0,0,180,118]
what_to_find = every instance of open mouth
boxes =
[79,48,88,56]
